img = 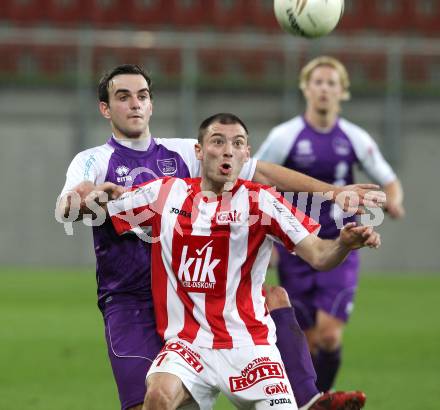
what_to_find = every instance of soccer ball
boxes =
[274,0,345,38]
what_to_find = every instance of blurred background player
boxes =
[104,113,381,410]
[56,64,377,410]
[255,56,405,392]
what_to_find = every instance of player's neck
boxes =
[112,129,151,151]
[200,178,235,197]
[304,109,338,132]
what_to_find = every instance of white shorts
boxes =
[147,339,297,410]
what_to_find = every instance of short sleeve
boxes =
[258,187,320,253]
[108,178,164,235]
[254,129,290,165]
[339,119,397,186]
[59,145,113,197]
[254,117,304,165]
[239,157,257,181]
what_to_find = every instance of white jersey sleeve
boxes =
[239,157,257,181]
[107,178,164,236]
[339,119,397,186]
[257,187,321,252]
[157,137,257,180]
[59,145,114,197]
[254,116,304,165]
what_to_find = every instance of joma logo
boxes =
[170,207,191,218]
[269,398,292,406]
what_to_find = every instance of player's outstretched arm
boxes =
[384,179,405,219]
[56,181,125,222]
[294,222,381,271]
[253,160,386,214]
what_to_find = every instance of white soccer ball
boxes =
[274,0,345,38]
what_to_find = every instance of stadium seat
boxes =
[168,0,212,29]
[45,0,88,27]
[338,1,370,32]
[198,49,285,84]
[0,44,75,77]
[198,49,252,80]
[198,49,226,78]
[403,55,429,84]
[93,47,181,78]
[370,0,412,32]
[241,49,286,81]
[3,0,48,26]
[362,53,387,82]
[88,0,129,28]
[38,45,77,75]
[413,0,440,35]
[321,53,387,85]
[126,0,169,29]
[0,0,10,21]
[0,45,20,74]
[211,0,248,31]
[248,0,280,32]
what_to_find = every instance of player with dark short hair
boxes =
[105,113,380,409]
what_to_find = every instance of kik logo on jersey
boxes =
[175,236,228,295]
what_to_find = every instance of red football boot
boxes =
[309,391,367,410]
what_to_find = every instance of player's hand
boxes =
[84,183,126,212]
[385,201,405,219]
[340,222,381,250]
[334,184,386,215]
[264,286,291,311]
[95,182,126,200]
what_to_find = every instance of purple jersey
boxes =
[282,119,357,239]
[59,136,257,312]
[256,116,396,239]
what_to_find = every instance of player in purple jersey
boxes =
[255,56,405,392]
[56,64,379,410]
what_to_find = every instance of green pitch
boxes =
[0,268,438,409]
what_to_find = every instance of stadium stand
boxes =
[45,0,88,27]
[248,0,280,32]
[210,0,248,31]
[169,0,212,29]
[126,0,169,28]
[2,0,47,26]
[2,0,440,33]
[1,0,440,89]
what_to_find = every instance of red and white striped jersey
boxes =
[108,178,320,348]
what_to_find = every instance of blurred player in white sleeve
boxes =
[106,113,381,410]
[255,56,404,392]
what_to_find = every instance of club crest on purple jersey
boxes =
[157,158,177,176]
[296,139,313,155]
[294,139,316,167]
[332,137,351,156]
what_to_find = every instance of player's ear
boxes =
[302,86,310,101]
[194,143,203,160]
[244,144,251,163]
[99,101,111,119]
